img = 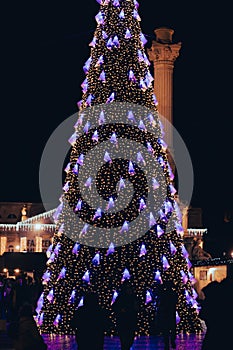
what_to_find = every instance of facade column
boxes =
[147,28,181,170]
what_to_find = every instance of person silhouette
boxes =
[157,280,178,349]
[200,277,233,349]
[10,303,47,350]
[112,280,139,350]
[71,292,109,350]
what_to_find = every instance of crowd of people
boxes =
[1,272,233,349]
[0,274,43,323]
[70,280,178,350]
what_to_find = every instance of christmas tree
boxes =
[37,0,202,335]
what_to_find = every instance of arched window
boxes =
[8,245,14,252]
[7,214,17,219]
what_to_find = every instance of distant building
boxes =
[0,202,55,255]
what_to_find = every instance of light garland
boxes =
[37,0,202,336]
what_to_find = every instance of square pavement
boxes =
[0,332,205,349]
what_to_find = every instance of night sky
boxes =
[1,0,232,255]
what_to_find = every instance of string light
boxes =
[38,0,202,336]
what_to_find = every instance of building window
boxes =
[7,214,17,219]
[199,270,207,280]
[8,245,14,252]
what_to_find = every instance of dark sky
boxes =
[1,1,232,253]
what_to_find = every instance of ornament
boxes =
[147,142,154,154]
[38,313,44,326]
[119,10,125,19]
[95,11,105,25]
[75,199,82,211]
[63,181,69,193]
[99,70,106,82]
[64,163,71,173]
[157,225,164,238]
[120,221,129,233]
[77,154,84,166]
[78,297,84,308]
[83,57,92,74]
[138,120,146,131]
[82,270,90,283]
[140,243,147,257]
[111,291,118,304]
[113,35,120,47]
[102,31,108,39]
[54,243,61,256]
[47,289,54,303]
[72,243,80,255]
[93,208,102,220]
[81,78,88,93]
[106,197,115,210]
[145,290,152,304]
[58,267,66,280]
[138,49,144,62]
[106,242,115,255]
[137,152,145,165]
[72,163,79,175]
[85,177,92,188]
[106,92,115,103]
[128,70,136,82]
[89,36,97,47]
[99,110,105,125]
[69,290,76,304]
[128,161,135,175]
[181,270,188,284]
[104,151,112,163]
[110,132,117,145]
[152,178,159,190]
[107,37,114,50]
[162,255,170,270]
[125,29,132,39]
[122,268,130,282]
[133,9,141,21]
[86,94,94,106]
[53,203,63,222]
[53,314,61,327]
[154,270,162,283]
[147,113,156,127]
[96,55,104,66]
[118,177,125,191]
[68,132,77,146]
[74,113,85,128]
[42,271,51,283]
[113,0,120,6]
[169,184,177,195]
[149,212,156,227]
[139,78,147,91]
[81,224,89,235]
[139,198,146,211]
[140,33,147,46]
[92,253,100,265]
[92,130,99,142]
[170,241,177,255]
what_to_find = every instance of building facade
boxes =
[0,202,55,255]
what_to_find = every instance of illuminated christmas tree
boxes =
[37,0,202,335]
